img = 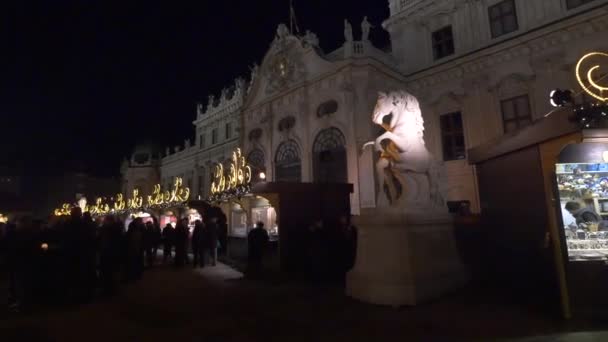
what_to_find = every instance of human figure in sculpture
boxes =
[277,23,289,39]
[361,16,374,41]
[344,19,353,42]
[303,30,319,47]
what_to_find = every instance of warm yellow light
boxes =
[0,214,7,223]
[127,189,143,210]
[41,243,48,251]
[54,203,72,216]
[53,176,191,217]
[259,172,266,180]
[211,148,252,195]
[576,52,608,102]
[114,193,126,211]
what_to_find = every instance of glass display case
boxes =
[230,209,247,237]
[252,206,278,241]
[556,162,608,262]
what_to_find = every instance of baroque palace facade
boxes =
[386,0,608,211]
[123,0,608,219]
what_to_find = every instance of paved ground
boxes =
[1,263,607,341]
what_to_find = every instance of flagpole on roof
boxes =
[290,0,300,35]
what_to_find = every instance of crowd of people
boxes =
[0,207,222,313]
[0,207,358,313]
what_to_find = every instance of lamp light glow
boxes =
[576,52,608,102]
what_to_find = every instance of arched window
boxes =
[275,140,301,182]
[247,149,266,175]
[313,127,347,183]
[317,100,339,118]
[197,167,206,197]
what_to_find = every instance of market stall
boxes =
[468,104,608,319]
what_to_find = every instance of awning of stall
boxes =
[468,108,580,165]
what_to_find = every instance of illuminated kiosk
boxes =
[346,91,467,306]
[467,52,608,319]
[188,149,353,272]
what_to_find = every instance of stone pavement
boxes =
[1,263,607,341]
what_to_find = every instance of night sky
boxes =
[2,1,389,178]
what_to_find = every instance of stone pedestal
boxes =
[346,207,468,306]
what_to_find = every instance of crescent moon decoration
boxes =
[576,52,608,102]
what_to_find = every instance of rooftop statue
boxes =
[303,30,319,47]
[361,16,374,41]
[344,19,353,42]
[277,23,289,40]
[364,91,446,208]
[234,77,245,94]
[207,95,215,111]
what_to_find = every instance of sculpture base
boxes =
[346,207,468,306]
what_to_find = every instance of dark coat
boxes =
[191,223,205,250]
[174,224,189,249]
[162,225,174,246]
[571,207,608,230]
[248,227,269,261]
[203,223,219,249]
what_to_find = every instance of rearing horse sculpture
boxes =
[364,91,445,207]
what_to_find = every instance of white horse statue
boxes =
[364,91,446,208]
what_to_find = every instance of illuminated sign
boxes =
[576,52,608,102]
[211,148,252,195]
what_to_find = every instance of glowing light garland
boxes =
[209,148,252,203]
[569,52,608,128]
[576,52,608,103]
[211,148,251,195]
[53,177,190,217]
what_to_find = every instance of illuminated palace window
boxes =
[212,128,218,144]
[489,0,518,38]
[313,127,347,183]
[440,112,466,161]
[432,26,454,60]
[247,148,265,175]
[275,140,301,182]
[225,122,232,140]
[501,94,532,133]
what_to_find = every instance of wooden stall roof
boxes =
[468,108,580,165]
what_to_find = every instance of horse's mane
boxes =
[389,90,425,139]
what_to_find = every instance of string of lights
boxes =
[549,51,607,128]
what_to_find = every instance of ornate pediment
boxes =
[264,34,307,95]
